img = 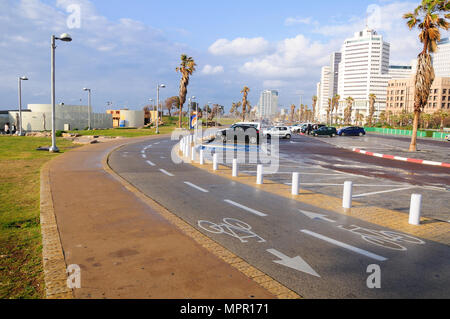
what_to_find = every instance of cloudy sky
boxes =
[0,0,448,112]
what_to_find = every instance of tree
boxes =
[331,94,340,125]
[230,102,241,119]
[345,97,354,123]
[176,54,196,128]
[290,104,296,122]
[165,96,180,117]
[312,96,318,121]
[241,86,250,121]
[327,98,332,125]
[379,111,387,125]
[368,94,377,127]
[403,0,448,151]
[435,109,449,130]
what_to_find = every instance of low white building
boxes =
[6,104,113,132]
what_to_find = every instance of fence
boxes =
[364,127,447,140]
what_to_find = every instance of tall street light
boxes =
[18,76,28,136]
[50,33,72,153]
[156,84,166,134]
[83,88,92,130]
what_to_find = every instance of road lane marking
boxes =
[159,169,174,177]
[267,249,320,277]
[154,142,160,145]
[300,230,388,262]
[184,182,209,193]
[142,154,147,159]
[146,160,156,167]
[224,200,267,217]
[353,187,414,198]
[299,210,336,223]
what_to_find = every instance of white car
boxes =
[263,126,292,139]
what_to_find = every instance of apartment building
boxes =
[433,38,450,78]
[386,77,450,115]
[257,90,279,119]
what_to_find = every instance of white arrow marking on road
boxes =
[299,210,336,223]
[267,249,320,277]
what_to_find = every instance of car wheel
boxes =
[331,133,336,137]
[286,134,291,139]
[314,133,318,137]
[220,135,226,142]
[359,132,364,137]
[249,136,257,144]
[342,133,346,136]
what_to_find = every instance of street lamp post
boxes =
[156,84,166,134]
[18,76,28,136]
[83,88,92,130]
[50,33,72,153]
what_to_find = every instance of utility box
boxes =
[64,124,70,131]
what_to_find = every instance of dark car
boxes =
[303,124,326,133]
[337,126,366,137]
[312,126,337,137]
[216,124,260,144]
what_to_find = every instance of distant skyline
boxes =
[1,0,448,113]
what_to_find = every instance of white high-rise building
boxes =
[257,90,279,119]
[433,38,450,78]
[317,66,331,122]
[330,52,342,98]
[315,82,321,119]
[337,28,390,119]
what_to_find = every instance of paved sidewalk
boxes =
[46,137,275,299]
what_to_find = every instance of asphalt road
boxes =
[109,136,450,299]
[205,134,450,222]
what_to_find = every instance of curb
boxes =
[105,139,301,299]
[40,161,74,299]
[352,148,450,168]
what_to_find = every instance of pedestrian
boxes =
[11,124,16,135]
[4,123,10,135]
[307,124,312,135]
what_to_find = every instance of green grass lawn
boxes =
[0,136,77,299]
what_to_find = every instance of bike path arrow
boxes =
[299,210,336,223]
[267,249,320,277]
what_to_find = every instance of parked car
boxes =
[337,126,366,137]
[263,126,292,139]
[216,124,260,144]
[303,124,325,134]
[312,126,337,137]
[234,122,262,131]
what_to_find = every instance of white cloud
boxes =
[240,34,335,78]
[208,37,270,56]
[284,17,317,26]
[201,65,224,75]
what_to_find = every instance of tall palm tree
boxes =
[176,54,197,128]
[327,98,332,125]
[403,0,448,151]
[345,97,354,124]
[312,96,318,121]
[241,86,250,121]
[368,94,377,127]
[290,104,296,122]
[332,94,340,125]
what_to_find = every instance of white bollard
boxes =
[409,194,422,225]
[191,146,196,162]
[213,154,218,171]
[232,158,238,177]
[343,181,353,209]
[200,149,204,165]
[256,165,263,185]
[292,172,300,195]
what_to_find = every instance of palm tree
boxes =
[312,96,318,121]
[327,98,332,125]
[403,0,448,151]
[332,94,340,125]
[290,104,296,122]
[435,109,449,130]
[176,54,196,128]
[368,94,377,127]
[345,97,354,124]
[241,86,250,121]
[230,102,241,119]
